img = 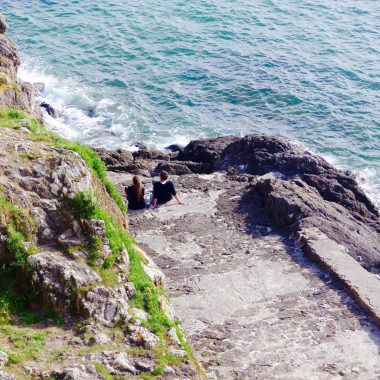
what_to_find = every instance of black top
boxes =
[153,181,176,204]
[125,185,146,210]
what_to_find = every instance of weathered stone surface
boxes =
[94,148,133,167]
[298,228,380,327]
[52,365,103,380]
[253,177,380,273]
[127,325,160,349]
[111,171,380,379]
[80,285,130,326]
[0,351,8,369]
[0,370,15,380]
[28,249,101,312]
[177,135,239,173]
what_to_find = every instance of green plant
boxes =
[0,106,126,213]
[0,325,47,363]
[94,362,114,380]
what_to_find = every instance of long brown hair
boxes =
[133,176,143,201]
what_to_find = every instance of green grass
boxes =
[95,362,114,380]
[0,106,126,213]
[70,191,172,336]
[0,325,47,363]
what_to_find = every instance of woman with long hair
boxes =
[125,175,146,210]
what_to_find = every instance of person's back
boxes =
[126,176,146,210]
[151,170,183,208]
[153,180,176,204]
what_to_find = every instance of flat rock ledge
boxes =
[106,134,380,379]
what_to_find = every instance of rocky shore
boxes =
[1,12,380,380]
[100,134,380,379]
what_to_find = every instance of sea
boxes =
[2,0,380,205]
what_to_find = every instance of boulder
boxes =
[40,101,59,118]
[94,148,133,167]
[0,14,8,34]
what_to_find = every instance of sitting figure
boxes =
[151,170,183,209]
[125,175,146,210]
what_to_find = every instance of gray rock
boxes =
[28,249,101,311]
[0,371,15,380]
[81,285,130,326]
[127,325,159,349]
[0,351,8,369]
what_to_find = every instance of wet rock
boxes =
[0,351,8,369]
[40,101,59,118]
[165,144,184,152]
[0,14,8,34]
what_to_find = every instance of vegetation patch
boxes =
[0,325,47,364]
[70,191,172,336]
[0,106,126,213]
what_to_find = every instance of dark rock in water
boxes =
[40,101,59,118]
[94,148,133,167]
[0,14,8,34]
[165,144,184,152]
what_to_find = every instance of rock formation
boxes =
[0,14,202,380]
[0,19,40,117]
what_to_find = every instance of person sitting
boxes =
[151,170,183,209]
[125,176,146,210]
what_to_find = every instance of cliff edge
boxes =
[0,15,202,380]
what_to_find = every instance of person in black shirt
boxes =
[151,170,183,209]
[125,176,146,210]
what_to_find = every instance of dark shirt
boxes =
[153,181,176,204]
[125,185,146,210]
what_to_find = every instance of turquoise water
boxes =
[2,1,380,203]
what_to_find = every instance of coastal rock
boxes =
[28,249,101,312]
[253,177,380,273]
[94,148,133,167]
[177,135,239,173]
[40,101,59,118]
[0,14,8,34]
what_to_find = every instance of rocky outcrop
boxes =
[0,15,40,116]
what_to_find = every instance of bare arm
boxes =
[150,197,158,209]
[174,194,183,205]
